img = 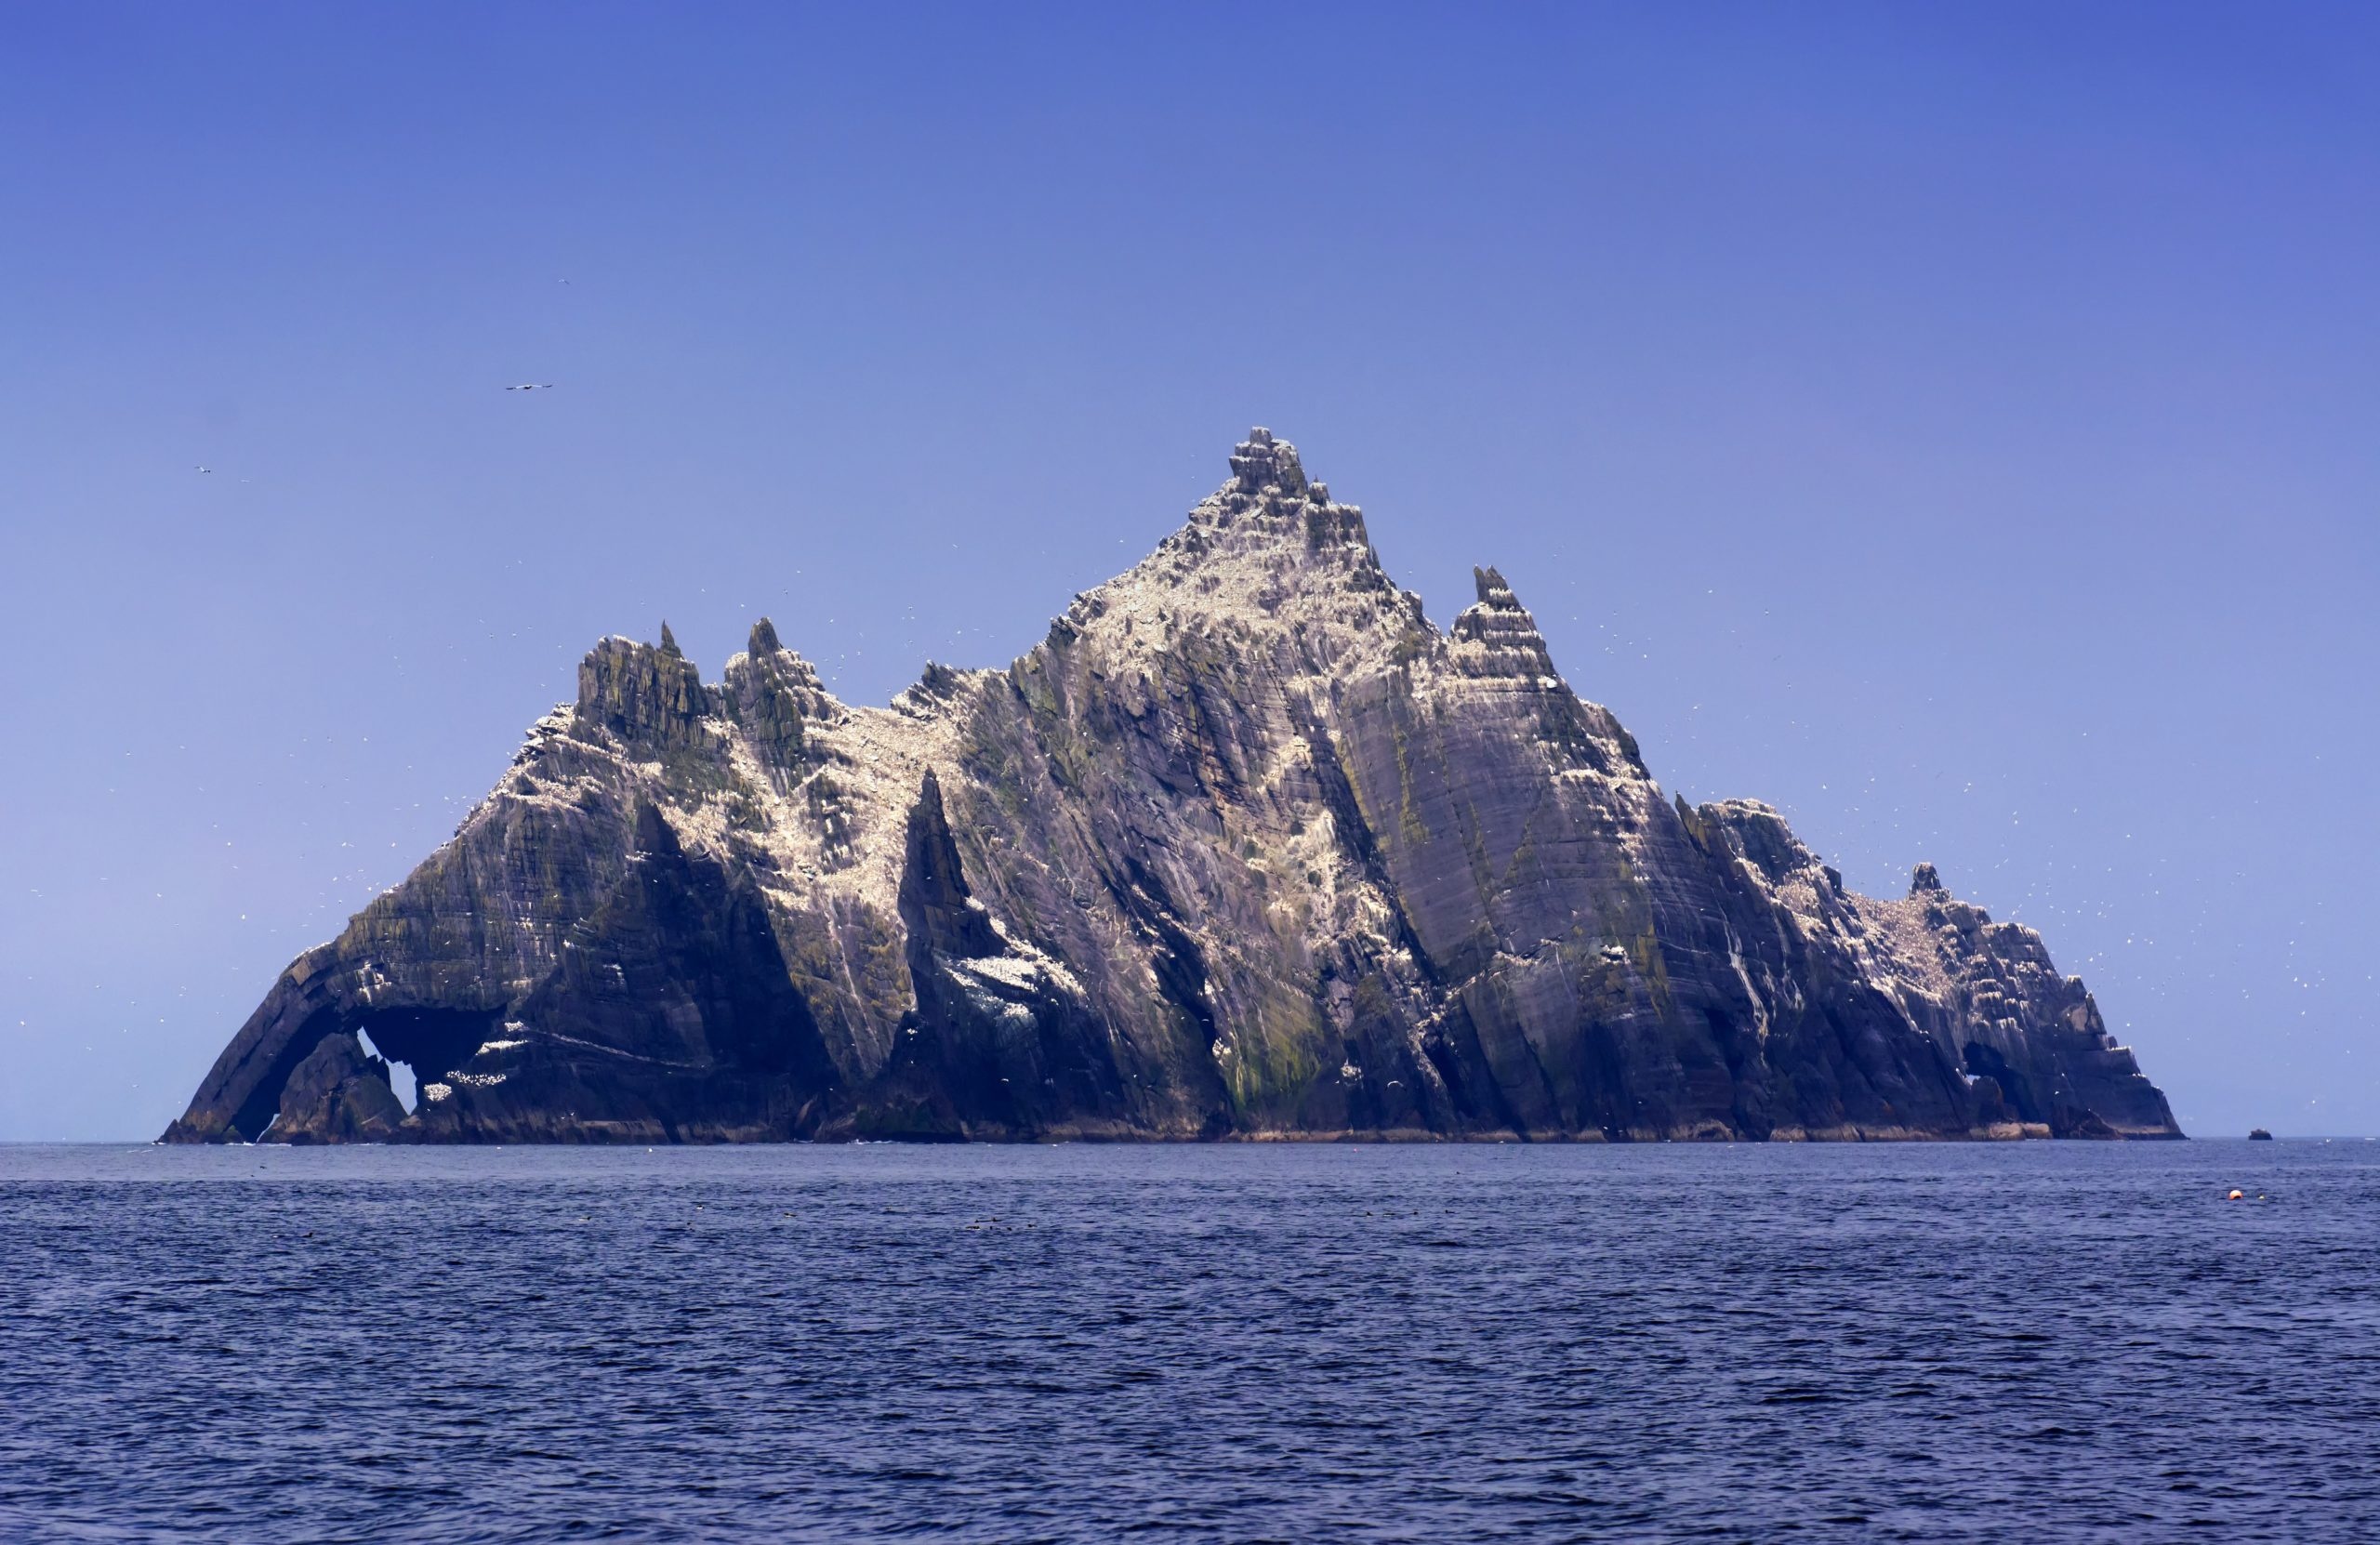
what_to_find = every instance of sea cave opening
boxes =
[347,1006,501,1116]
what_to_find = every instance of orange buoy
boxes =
[2228,1189,2244,1200]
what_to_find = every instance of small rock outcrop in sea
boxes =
[2249,1129,2274,1141]
[165,429,2183,1144]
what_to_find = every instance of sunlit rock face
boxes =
[165,430,2180,1144]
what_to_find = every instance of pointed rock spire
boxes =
[631,799,683,860]
[1449,564,1556,680]
[1911,862,1946,896]
[1473,565,1523,609]
[723,616,831,761]
[658,621,681,656]
[898,770,1001,959]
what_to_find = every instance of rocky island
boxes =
[166,430,2180,1144]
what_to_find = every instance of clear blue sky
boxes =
[3,2,2373,1140]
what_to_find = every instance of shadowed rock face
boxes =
[258,1032,404,1144]
[165,429,2181,1143]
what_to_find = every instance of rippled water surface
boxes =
[4,1141,2375,1541]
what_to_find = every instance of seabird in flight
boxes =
[506,383,555,391]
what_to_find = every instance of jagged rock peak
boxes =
[576,633,714,746]
[723,618,836,756]
[1063,429,1415,667]
[1449,563,1555,680]
[1473,565,1521,608]
[1911,862,1946,896]
[1695,799,1829,891]
[659,621,681,656]
[890,659,973,721]
[1228,426,1306,498]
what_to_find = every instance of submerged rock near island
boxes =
[166,430,2180,1144]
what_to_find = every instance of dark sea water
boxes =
[3,1141,2374,1543]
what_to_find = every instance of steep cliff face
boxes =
[165,429,2180,1143]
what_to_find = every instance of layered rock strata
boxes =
[166,429,2180,1143]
